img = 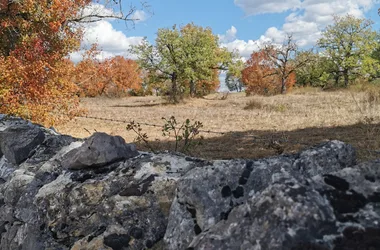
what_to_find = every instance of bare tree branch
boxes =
[261,34,312,94]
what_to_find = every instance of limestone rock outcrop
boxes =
[0,115,379,250]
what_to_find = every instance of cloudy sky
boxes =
[71,0,380,62]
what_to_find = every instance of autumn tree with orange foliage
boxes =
[242,50,297,95]
[0,0,145,125]
[74,46,142,97]
[105,56,142,97]
[242,35,309,95]
[74,45,108,97]
[242,50,280,95]
[75,47,151,97]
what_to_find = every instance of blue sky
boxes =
[70,0,380,89]
[125,0,292,43]
[124,0,380,43]
[72,0,380,62]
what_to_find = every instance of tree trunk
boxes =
[334,75,339,86]
[190,80,196,97]
[171,72,178,103]
[281,78,287,94]
[343,69,349,87]
[238,81,243,92]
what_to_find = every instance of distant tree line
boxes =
[227,15,380,95]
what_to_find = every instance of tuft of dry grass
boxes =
[292,86,323,95]
[56,88,380,162]
[243,100,264,110]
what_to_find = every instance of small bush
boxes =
[162,116,203,152]
[126,116,203,154]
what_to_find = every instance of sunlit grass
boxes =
[56,86,380,161]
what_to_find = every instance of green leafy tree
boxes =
[130,23,232,102]
[181,25,234,97]
[225,59,244,92]
[295,50,337,88]
[369,34,380,81]
[317,15,379,87]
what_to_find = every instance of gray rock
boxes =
[185,160,380,250]
[0,124,45,165]
[0,116,378,250]
[0,115,29,132]
[188,181,337,249]
[293,140,356,178]
[0,144,198,250]
[20,134,78,173]
[164,141,357,249]
[61,132,139,170]
[0,157,15,182]
[29,152,197,250]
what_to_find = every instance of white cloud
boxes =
[264,27,285,44]
[70,19,144,62]
[219,26,272,60]
[263,20,321,46]
[219,25,274,60]
[221,37,268,59]
[82,21,143,51]
[234,0,302,15]
[218,26,238,43]
[69,52,84,63]
[130,10,148,23]
[69,3,149,62]
[235,0,378,47]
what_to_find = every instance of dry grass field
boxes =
[56,87,380,162]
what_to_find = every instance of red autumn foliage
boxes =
[0,0,141,125]
[242,50,296,95]
[105,56,143,97]
[0,0,90,125]
[74,46,142,97]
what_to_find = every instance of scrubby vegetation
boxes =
[228,15,380,94]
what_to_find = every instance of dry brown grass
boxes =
[56,89,380,161]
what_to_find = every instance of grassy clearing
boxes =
[56,88,380,161]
